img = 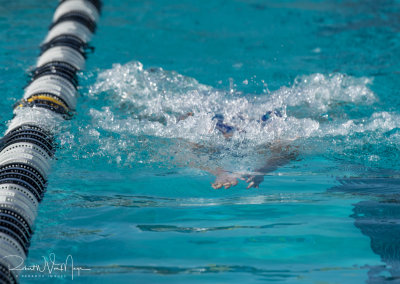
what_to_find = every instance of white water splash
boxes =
[63,61,400,170]
[87,62,380,145]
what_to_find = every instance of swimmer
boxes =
[211,113,297,189]
[178,110,298,189]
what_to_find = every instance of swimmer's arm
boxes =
[246,145,298,189]
[176,140,239,189]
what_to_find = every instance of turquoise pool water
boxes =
[1,0,400,283]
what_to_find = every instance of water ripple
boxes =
[136,222,301,233]
[73,193,326,208]
[82,263,364,280]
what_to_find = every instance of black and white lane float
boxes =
[0,1,101,282]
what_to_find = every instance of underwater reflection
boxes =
[329,174,400,283]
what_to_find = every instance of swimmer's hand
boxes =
[245,175,264,189]
[212,170,242,189]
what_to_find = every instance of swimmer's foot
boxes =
[212,170,242,189]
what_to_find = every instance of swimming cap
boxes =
[261,110,282,122]
[212,114,235,135]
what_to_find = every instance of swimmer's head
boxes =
[212,114,235,139]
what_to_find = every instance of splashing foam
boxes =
[88,62,379,142]
[70,61,400,170]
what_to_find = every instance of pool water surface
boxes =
[1,0,400,283]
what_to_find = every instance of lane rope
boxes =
[0,0,101,281]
